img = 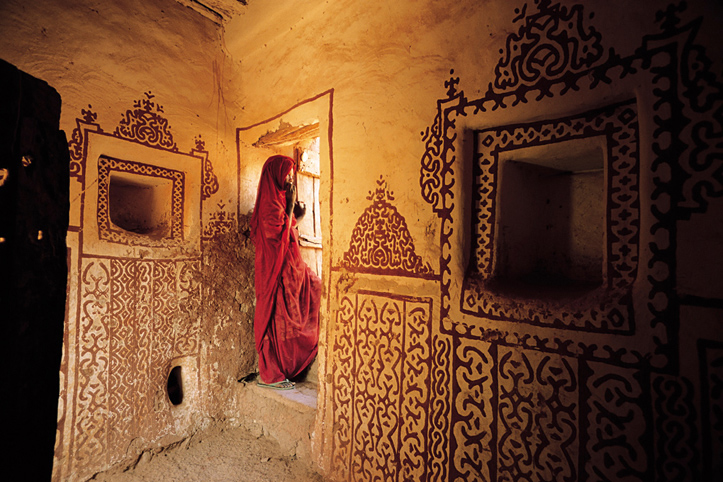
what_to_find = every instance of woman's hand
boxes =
[285,183,297,214]
[294,201,306,221]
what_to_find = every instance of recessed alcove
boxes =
[493,137,605,298]
[109,171,174,239]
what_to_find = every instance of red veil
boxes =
[250,155,321,383]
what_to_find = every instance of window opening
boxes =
[294,138,322,277]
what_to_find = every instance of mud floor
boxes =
[89,422,326,482]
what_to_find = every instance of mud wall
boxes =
[196,213,257,412]
[0,0,249,480]
[227,0,723,480]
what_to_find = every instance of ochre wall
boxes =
[227,0,723,480]
[0,0,248,480]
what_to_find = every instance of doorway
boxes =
[237,93,333,388]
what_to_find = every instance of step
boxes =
[233,379,318,469]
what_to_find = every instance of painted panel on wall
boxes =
[55,93,227,481]
[464,100,639,335]
[330,290,433,481]
[340,176,436,279]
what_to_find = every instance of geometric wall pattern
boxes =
[341,178,435,279]
[331,291,433,482]
[700,341,723,480]
[463,100,639,334]
[55,92,220,480]
[69,258,200,474]
[418,0,721,372]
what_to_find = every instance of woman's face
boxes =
[284,169,294,189]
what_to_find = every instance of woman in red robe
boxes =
[250,155,321,389]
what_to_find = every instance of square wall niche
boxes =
[462,100,639,332]
[82,131,202,258]
[97,156,185,247]
[109,171,175,239]
[495,138,605,294]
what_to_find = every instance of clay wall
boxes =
[0,0,249,480]
[226,0,723,480]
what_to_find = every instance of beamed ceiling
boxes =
[173,0,249,25]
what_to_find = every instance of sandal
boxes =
[257,379,295,390]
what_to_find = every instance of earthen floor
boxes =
[90,422,326,482]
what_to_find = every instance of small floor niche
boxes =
[167,365,184,406]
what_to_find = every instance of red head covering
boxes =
[251,155,295,306]
[250,155,295,242]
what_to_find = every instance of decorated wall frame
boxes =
[420,1,723,371]
[67,93,223,257]
[56,92,220,480]
[81,132,202,257]
[462,99,639,334]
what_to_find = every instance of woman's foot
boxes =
[257,379,295,390]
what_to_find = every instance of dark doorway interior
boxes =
[0,59,69,480]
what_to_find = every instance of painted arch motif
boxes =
[341,176,435,278]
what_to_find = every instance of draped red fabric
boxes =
[250,155,321,383]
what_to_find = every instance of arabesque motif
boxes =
[342,176,434,278]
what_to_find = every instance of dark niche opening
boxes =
[167,366,183,406]
[109,171,173,239]
[493,138,605,298]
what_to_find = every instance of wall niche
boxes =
[494,137,605,298]
[97,155,186,248]
[79,131,202,258]
[109,170,174,239]
[462,99,639,332]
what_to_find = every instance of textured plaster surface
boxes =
[0,0,244,480]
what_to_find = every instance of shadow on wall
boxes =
[0,59,69,482]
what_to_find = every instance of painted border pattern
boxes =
[96,156,185,246]
[652,374,699,482]
[410,2,723,481]
[418,1,723,370]
[68,97,219,201]
[462,100,639,333]
[330,289,433,482]
[497,347,578,482]
[59,91,214,480]
[699,340,723,480]
[582,361,650,482]
[69,258,201,475]
[450,338,495,482]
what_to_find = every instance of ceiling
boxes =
[173,0,249,25]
